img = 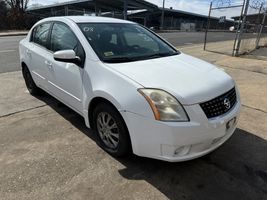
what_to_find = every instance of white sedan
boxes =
[19,16,241,162]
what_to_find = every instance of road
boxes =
[159,31,238,46]
[0,32,242,74]
[0,35,25,74]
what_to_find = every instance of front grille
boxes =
[200,87,237,119]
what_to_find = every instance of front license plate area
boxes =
[226,117,236,131]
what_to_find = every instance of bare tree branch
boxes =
[4,0,28,12]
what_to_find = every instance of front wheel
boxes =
[93,103,131,157]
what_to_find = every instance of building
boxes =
[27,0,157,20]
[232,13,267,25]
[232,13,267,33]
[27,0,234,31]
[128,7,235,31]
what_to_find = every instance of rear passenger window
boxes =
[32,23,51,48]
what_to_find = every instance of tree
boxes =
[0,0,7,13]
[4,0,29,12]
[4,0,30,29]
[0,0,8,30]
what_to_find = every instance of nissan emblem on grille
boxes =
[200,87,236,119]
[223,98,231,110]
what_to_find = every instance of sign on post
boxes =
[219,16,226,23]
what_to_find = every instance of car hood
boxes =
[105,53,235,105]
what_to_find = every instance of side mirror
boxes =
[53,50,81,65]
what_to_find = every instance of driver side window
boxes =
[50,23,85,65]
[50,23,78,52]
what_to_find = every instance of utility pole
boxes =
[161,0,165,30]
[123,0,128,20]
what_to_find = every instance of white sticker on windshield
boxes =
[83,27,94,32]
[104,51,114,57]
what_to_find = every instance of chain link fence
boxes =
[204,0,245,55]
[204,0,267,56]
[239,0,267,54]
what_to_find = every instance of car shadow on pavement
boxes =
[242,47,267,61]
[37,93,267,200]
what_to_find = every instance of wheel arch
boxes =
[88,96,121,129]
[88,96,133,154]
[21,61,27,69]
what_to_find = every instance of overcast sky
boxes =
[28,0,259,18]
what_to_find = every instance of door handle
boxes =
[26,49,31,56]
[45,60,53,69]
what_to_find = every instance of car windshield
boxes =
[78,23,179,63]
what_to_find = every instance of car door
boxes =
[28,22,52,89]
[45,22,85,114]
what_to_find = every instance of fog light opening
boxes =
[174,145,191,157]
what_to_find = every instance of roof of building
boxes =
[27,0,158,12]
[159,7,211,19]
[41,16,135,23]
[129,7,234,22]
[232,13,265,20]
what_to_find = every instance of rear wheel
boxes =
[22,66,40,95]
[93,103,131,157]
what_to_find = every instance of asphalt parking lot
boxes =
[0,34,267,200]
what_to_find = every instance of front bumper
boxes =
[121,100,241,162]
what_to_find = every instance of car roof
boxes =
[41,16,135,24]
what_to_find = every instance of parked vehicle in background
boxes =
[19,16,241,162]
[229,26,235,31]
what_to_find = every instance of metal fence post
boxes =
[204,2,212,51]
[256,10,267,48]
[232,0,246,56]
[234,0,250,56]
[161,0,165,30]
[256,4,263,33]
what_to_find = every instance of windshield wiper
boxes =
[146,52,179,59]
[103,57,137,63]
[132,52,179,61]
[103,52,179,63]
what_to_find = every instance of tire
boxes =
[93,103,131,157]
[22,66,40,95]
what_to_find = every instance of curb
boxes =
[0,32,28,37]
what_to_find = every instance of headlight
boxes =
[138,88,189,122]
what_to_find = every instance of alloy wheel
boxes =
[96,112,119,149]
